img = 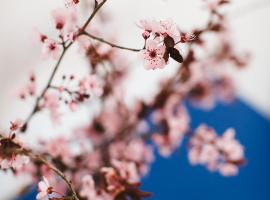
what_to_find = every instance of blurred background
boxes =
[0,0,269,199]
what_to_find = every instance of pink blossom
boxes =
[51,8,70,30]
[219,163,239,176]
[51,8,78,41]
[44,91,61,122]
[111,159,140,184]
[138,19,180,42]
[79,75,103,97]
[64,0,80,8]
[0,155,29,170]
[10,119,23,132]
[44,137,73,165]
[139,39,166,70]
[188,125,245,176]
[42,39,61,60]
[32,28,47,44]
[137,19,161,33]
[159,18,180,41]
[36,176,51,199]
[101,167,123,194]
[80,175,96,200]
[152,105,190,157]
[216,128,244,161]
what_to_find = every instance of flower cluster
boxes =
[35,7,79,60]
[138,19,194,70]
[188,125,245,176]
[152,101,190,157]
[0,137,29,170]
[17,73,36,100]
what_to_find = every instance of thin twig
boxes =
[26,151,79,200]
[82,31,142,52]
[81,0,108,31]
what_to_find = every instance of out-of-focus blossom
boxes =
[80,175,96,200]
[188,125,245,176]
[79,75,103,97]
[0,155,30,170]
[44,91,61,122]
[10,119,23,132]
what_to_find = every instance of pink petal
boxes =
[36,191,47,199]
[43,176,50,187]
[38,181,47,191]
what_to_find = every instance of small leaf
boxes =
[164,36,175,48]
[163,49,169,63]
[168,47,183,63]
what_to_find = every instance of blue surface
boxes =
[142,100,270,200]
[18,100,270,200]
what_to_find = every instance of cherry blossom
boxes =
[79,175,96,200]
[188,125,245,176]
[0,155,30,170]
[41,39,61,60]
[10,119,23,132]
[79,74,103,97]
[139,39,166,70]
[43,91,61,122]
[36,176,52,199]
[159,18,180,42]
[17,73,37,100]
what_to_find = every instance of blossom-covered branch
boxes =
[1,0,251,200]
[21,0,108,132]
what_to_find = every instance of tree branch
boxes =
[21,1,108,133]
[82,31,142,52]
[26,151,79,200]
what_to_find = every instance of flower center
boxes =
[149,50,157,58]
[49,44,56,51]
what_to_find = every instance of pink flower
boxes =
[0,155,29,170]
[52,8,69,30]
[32,28,47,44]
[217,128,244,161]
[36,176,52,199]
[188,125,245,176]
[140,39,166,70]
[44,91,61,122]
[10,119,23,132]
[64,0,80,8]
[219,163,239,176]
[111,159,140,184]
[51,8,78,41]
[79,75,103,97]
[44,137,73,165]
[137,19,161,33]
[159,19,180,41]
[138,19,180,42]
[42,39,61,60]
[12,155,30,169]
[80,175,97,200]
